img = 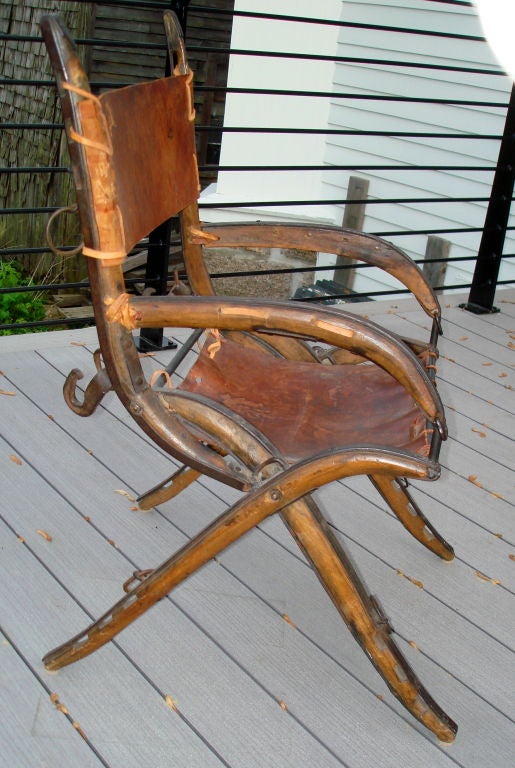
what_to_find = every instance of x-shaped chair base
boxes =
[40,10,457,745]
[43,448,457,743]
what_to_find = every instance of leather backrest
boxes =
[77,74,199,256]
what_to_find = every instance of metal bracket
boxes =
[63,349,112,416]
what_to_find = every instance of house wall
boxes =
[88,0,235,184]
[320,0,515,293]
[200,0,515,294]
[200,0,342,223]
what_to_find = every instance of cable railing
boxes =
[1,0,514,336]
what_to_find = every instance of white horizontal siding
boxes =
[322,0,515,292]
[205,0,341,211]
[201,0,515,294]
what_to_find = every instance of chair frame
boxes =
[40,12,457,743]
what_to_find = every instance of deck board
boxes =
[0,628,106,768]
[1,291,514,767]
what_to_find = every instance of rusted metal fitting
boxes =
[123,569,155,593]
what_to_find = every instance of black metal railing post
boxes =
[462,83,515,314]
[136,0,191,351]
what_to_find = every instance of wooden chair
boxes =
[41,13,457,742]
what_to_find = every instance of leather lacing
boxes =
[149,369,174,389]
[197,328,223,359]
[61,82,126,263]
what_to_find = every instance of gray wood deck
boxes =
[1,291,514,767]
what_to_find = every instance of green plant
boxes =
[0,260,46,335]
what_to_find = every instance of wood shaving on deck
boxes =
[475,571,501,585]
[9,454,22,465]
[0,389,16,396]
[164,694,178,711]
[396,569,424,589]
[468,475,483,488]
[36,529,53,541]
[115,489,136,501]
[281,613,297,629]
[50,692,69,716]
[471,428,486,438]
[72,721,87,740]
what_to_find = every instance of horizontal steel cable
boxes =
[1,164,503,174]
[1,86,509,109]
[1,32,504,76]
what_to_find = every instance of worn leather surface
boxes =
[180,337,429,463]
[97,75,199,253]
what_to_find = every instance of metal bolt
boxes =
[269,488,282,502]
[129,401,143,415]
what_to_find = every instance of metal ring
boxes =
[122,568,155,593]
[252,455,288,485]
[45,205,84,257]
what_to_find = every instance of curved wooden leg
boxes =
[44,448,427,672]
[137,465,201,510]
[43,479,287,671]
[281,496,457,742]
[369,475,454,561]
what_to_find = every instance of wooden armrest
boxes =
[128,294,445,426]
[189,222,440,320]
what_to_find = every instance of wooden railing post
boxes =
[333,176,369,291]
[423,235,449,292]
